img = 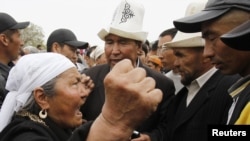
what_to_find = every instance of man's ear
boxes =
[0,34,10,46]
[33,87,50,110]
[137,48,143,55]
[51,42,62,53]
[136,42,142,54]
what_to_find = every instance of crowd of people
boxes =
[0,0,249,140]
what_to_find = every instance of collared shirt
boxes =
[136,58,140,68]
[186,67,217,107]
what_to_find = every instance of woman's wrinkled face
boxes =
[47,68,89,129]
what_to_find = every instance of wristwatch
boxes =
[131,130,140,139]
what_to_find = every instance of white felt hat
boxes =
[98,0,148,42]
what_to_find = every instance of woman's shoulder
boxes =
[0,116,55,141]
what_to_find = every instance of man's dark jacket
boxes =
[164,71,240,141]
[0,62,14,109]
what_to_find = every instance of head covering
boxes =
[0,53,75,132]
[47,28,89,50]
[173,0,250,33]
[90,45,105,61]
[98,0,148,42]
[220,20,250,51]
[148,55,162,67]
[163,33,204,48]
[164,1,206,48]
[0,12,30,33]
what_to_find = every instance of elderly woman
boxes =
[0,53,162,141]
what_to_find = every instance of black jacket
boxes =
[0,115,93,141]
[0,62,14,109]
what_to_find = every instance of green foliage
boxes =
[20,23,46,49]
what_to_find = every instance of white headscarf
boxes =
[0,53,75,132]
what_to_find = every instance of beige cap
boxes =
[164,1,207,48]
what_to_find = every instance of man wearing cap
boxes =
[163,30,239,141]
[81,0,175,141]
[46,28,89,71]
[0,12,29,109]
[220,20,250,51]
[46,28,94,88]
[173,0,250,125]
[220,20,250,124]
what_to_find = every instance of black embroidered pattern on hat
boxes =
[120,1,134,24]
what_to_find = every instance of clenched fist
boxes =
[87,59,162,141]
[102,59,162,132]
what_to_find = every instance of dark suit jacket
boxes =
[164,71,240,141]
[81,63,175,141]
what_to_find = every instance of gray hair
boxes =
[19,77,57,113]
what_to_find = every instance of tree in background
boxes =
[20,23,45,49]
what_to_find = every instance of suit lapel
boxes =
[174,71,221,129]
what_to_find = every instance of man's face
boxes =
[60,44,78,64]
[173,48,204,86]
[2,30,23,62]
[104,34,140,68]
[160,48,176,72]
[157,35,173,56]
[201,10,250,76]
